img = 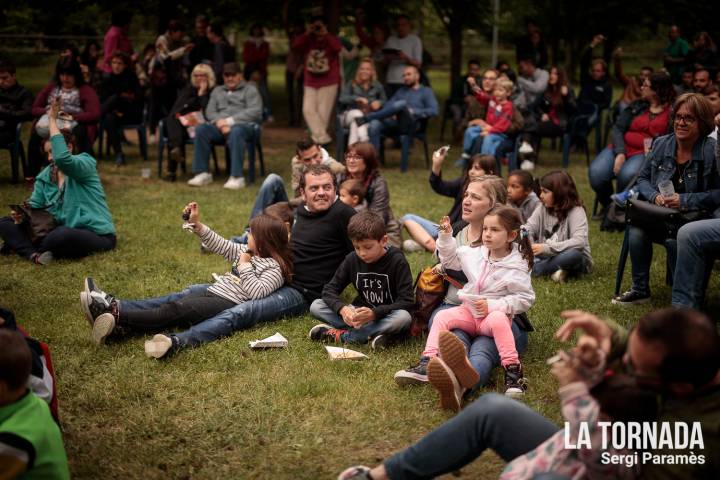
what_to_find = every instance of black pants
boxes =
[0,217,116,259]
[27,124,90,178]
[101,96,143,156]
[285,69,303,126]
[120,290,235,332]
[164,115,186,174]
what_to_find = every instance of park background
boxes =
[0,1,718,478]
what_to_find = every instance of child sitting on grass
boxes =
[339,178,368,212]
[507,169,541,222]
[525,170,592,283]
[500,337,656,479]
[413,206,535,408]
[308,211,414,350]
[0,330,70,479]
[79,204,292,358]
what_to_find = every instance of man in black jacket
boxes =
[0,59,33,149]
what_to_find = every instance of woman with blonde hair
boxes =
[338,57,387,146]
[162,63,216,181]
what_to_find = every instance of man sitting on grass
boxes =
[0,330,69,479]
[309,211,414,349]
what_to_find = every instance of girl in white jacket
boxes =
[424,205,535,401]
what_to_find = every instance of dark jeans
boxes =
[628,225,677,296]
[365,100,420,151]
[672,219,720,309]
[27,124,90,177]
[0,217,116,259]
[588,147,645,207]
[101,108,143,156]
[383,393,559,479]
[119,288,235,332]
[532,249,588,277]
[163,115,187,174]
[285,69,303,127]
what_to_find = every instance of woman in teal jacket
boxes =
[0,98,116,264]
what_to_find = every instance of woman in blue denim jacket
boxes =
[614,93,719,305]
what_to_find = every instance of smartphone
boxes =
[437,145,450,156]
[182,209,191,222]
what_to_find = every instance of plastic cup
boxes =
[658,180,675,198]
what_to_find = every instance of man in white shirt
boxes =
[383,15,422,97]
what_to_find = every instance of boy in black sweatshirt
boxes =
[308,211,414,349]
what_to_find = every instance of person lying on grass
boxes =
[79,205,292,358]
[308,211,414,349]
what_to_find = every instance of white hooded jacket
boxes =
[436,232,535,317]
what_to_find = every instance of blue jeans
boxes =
[532,249,587,277]
[399,214,440,239]
[172,286,309,349]
[627,225,678,296]
[588,147,645,206]
[192,123,254,177]
[365,100,418,151]
[480,133,506,156]
[383,393,559,479]
[428,303,529,390]
[463,125,483,154]
[120,284,210,311]
[671,219,720,309]
[250,173,289,219]
[309,299,412,344]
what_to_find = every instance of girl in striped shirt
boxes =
[79,202,292,357]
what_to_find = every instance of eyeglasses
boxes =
[482,76,497,81]
[673,114,697,125]
[623,353,663,388]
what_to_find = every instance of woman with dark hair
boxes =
[80,40,103,90]
[589,72,676,212]
[526,65,577,146]
[100,51,144,165]
[687,31,718,75]
[0,98,115,265]
[26,56,100,177]
[337,142,401,247]
[613,93,719,305]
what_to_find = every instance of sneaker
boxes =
[187,172,213,186]
[370,334,389,350]
[114,153,125,166]
[402,239,424,253]
[520,160,535,171]
[611,190,632,207]
[308,323,346,343]
[427,357,464,411]
[223,176,246,190]
[438,331,479,389]
[518,141,534,154]
[92,312,116,345]
[80,277,117,326]
[612,290,651,305]
[337,466,373,480]
[504,363,528,398]
[31,251,53,265]
[550,269,568,283]
[393,357,430,386]
[144,334,178,359]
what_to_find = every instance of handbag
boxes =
[626,198,707,240]
[12,204,57,243]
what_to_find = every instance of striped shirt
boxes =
[198,225,284,304]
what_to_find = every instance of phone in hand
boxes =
[438,145,450,156]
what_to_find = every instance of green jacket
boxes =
[608,321,719,479]
[28,134,115,235]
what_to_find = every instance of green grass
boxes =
[1,62,717,479]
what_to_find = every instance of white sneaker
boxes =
[518,141,534,154]
[551,269,569,283]
[403,239,424,252]
[144,334,174,359]
[223,176,246,190]
[520,160,535,171]
[187,172,213,186]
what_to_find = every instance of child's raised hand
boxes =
[182,202,200,224]
[438,216,452,234]
[473,298,488,317]
[550,351,582,387]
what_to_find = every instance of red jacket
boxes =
[32,83,101,142]
[474,90,513,134]
[243,40,270,77]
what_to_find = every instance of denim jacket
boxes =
[337,80,387,111]
[636,133,720,213]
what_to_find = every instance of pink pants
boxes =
[422,306,519,366]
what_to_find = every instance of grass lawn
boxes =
[1,63,716,479]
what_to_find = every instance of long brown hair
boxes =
[346,142,380,186]
[546,66,568,107]
[248,214,293,282]
[475,205,533,270]
[540,170,583,222]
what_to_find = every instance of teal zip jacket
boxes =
[28,134,115,235]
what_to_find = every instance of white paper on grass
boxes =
[324,346,368,361]
[249,332,288,349]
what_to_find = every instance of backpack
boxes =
[409,266,465,337]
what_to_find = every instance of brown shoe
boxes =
[438,330,480,389]
[427,357,463,412]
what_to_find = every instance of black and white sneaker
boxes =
[394,357,430,386]
[144,334,179,359]
[80,277,117,327]
[611,290,651,305]
[370,334,389,350]
[504,363,528,398]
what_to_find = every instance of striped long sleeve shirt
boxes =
[198,225,285,304]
